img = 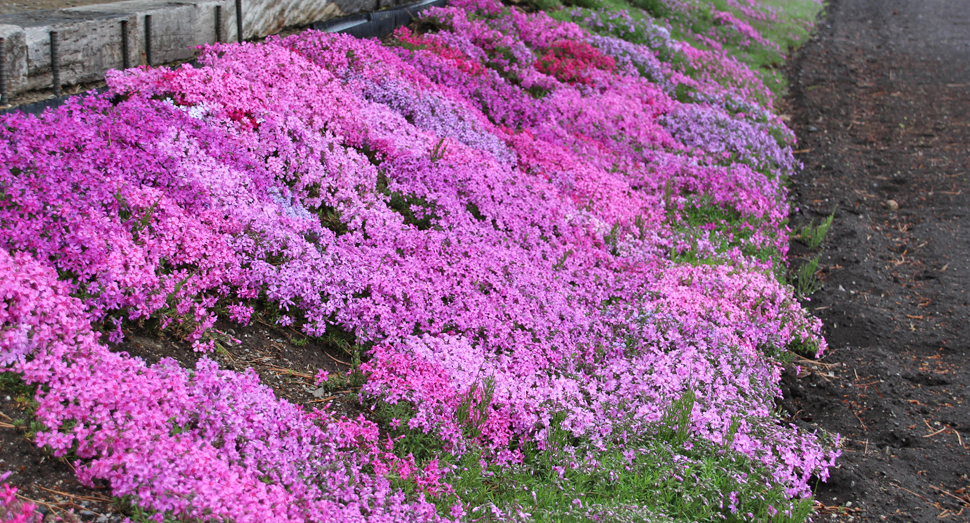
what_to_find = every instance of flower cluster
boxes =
[0,474,40,523]
[534,39,616,85]
[0,249,445,522]
[0,0,835,519]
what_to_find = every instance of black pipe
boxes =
[215,5,223,43]
[50,31,61,97]
[235,0,243,43]
[145,14,153,65]
[121,20,130,69]
[0,37,8,106]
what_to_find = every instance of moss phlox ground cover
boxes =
[1,0,835,520]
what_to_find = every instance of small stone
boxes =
[80,510,96,517]
[807,126,819,133]
[883,200,899,211]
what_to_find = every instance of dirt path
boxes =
[785,0,970,521]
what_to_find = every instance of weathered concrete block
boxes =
[70,1,230,66]
[20,12,135,91]
[0,24,27,96]
[0,0,436,99]
[242,0,332,40]
[239,0,416,40]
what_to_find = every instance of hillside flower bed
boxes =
[0,0,835,520]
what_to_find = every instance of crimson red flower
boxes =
[534,39,616,85]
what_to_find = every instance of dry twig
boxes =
[324,351,352,366]
[929,485,970,506]
[891,483,931,503]
[36,485,112,504]
[266,367,314,379]
[852,409,868,432]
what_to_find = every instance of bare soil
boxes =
[783,0,970,521]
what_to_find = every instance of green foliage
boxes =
[787,209,835,298]
[454,377,496,440]
[376,172,440,231]
[373,400,449,464]
[603,221,623,255]
[317,204,349,236]
[0,372,39,426]
[791,255,821,297]
[430,138,448,163]
[629,0,668,19]
[465,202,486,222]
[788,337,823,358]
[659,388,696,446]
[552,0,822,103]
[0,371,34,399]
[529,0,564,11]
[114,496,209,523]
[553,248,574,270]
[366,376,813,522]
[371,377,496,466]
[526,84,552,98]
[667,197,784,268]
[562,0,604,9]
[424,405,813,522]
[675,83,696,104]
[796,211,835,250]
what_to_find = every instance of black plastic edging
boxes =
[0,0,448,116]
[313,0,448,39]
[0,87,108,116]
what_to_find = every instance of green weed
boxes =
[791,256,821,297]
[796,211,835,250]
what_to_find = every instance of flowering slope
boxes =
[555,0,823,100]
[0,0,835,520]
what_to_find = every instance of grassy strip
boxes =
[374,390,815,522]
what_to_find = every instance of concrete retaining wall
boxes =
[0,0,435,102]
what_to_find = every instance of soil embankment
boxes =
[786,0,970,520]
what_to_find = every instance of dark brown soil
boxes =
[783,0,970,521]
